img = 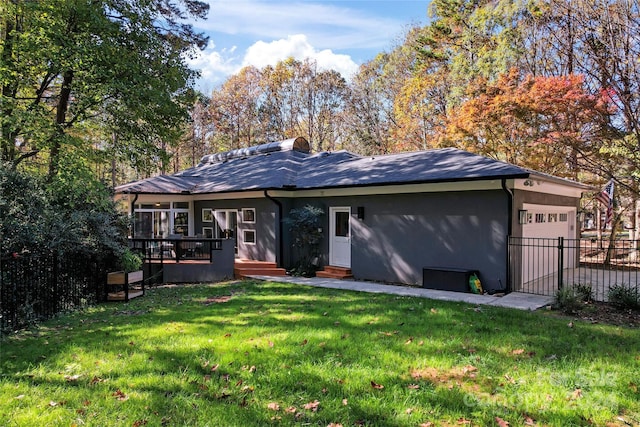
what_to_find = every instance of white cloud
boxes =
[186,41,238,87]
[242,34,359,78]
[187,35,359,92]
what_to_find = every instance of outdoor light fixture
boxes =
[518,209,528,224]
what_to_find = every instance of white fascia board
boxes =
[514,178,585,198]
[122,177,582,202]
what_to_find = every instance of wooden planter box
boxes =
[107,270,143,285]
[107,270,144,302]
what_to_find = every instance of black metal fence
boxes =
[509,237,640,301]
[1,251,113,333]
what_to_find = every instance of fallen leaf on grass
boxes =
[132,420,148,427]
[327,424,343,427]
[267,402,280,411]
[342,399,348,406]
[90,376,104,385]
[15,395,25,400]
[405,337,413,345]
[112,389,128,401]
[203,295,231,304]
[285,406,297,413]
[408,384,420,389]
[370,381,384,389]
[495,416,509,426]
[303,400,320,411]
[457,417,471,424]
[210,364,219,371]
[301,339,308,346]
[524,415,536,425]
[511,349,525,355]
[462,365,477,374]
[569,388,582,400]
[419,423,433,427]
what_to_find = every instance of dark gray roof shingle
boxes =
[115,144,584,195]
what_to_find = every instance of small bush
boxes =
[607,285,640,310]
[118,248,143,272]
[573,283,594,303]
[555,284,593,313]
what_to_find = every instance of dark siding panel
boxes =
[194,198,277,262]
[293,190,509,292]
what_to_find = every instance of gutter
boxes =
[501,178,514,293]
[264,190,283,267]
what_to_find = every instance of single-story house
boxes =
[115,137,590,293]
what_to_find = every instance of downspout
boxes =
[501,179,513,293]
[264,190,283,267]
[130,193,139,238]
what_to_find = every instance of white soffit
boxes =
[514,178,584,198]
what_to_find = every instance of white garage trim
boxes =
[520,204,577,284]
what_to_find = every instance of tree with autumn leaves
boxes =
[444,69,615,178]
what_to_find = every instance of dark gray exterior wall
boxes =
[194,198,278,262]
[290,190,510,292]
[163,239,235,282]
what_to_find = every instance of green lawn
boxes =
[1,280,639,426]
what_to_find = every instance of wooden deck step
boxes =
[316,266,353,279]
[234,259,286,279]
[107,290,144,301]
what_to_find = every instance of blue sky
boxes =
[186,0,430,93]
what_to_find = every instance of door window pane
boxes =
[335,211,350,237]
[154,211,170,237]
[135,212,153,238]
[173,212,189,235]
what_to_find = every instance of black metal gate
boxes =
[509,237,640,301]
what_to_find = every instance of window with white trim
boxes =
[202,227,213,238]
[241,208,256,223]
[243,230,256,245]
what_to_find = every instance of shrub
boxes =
[284,205,324,276]
[118,248,143,272]
[555,283,593,313]
[607,285,640,310]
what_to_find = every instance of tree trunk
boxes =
[604,212,622,266]
[47,70,74,182]
[1,16,18,162]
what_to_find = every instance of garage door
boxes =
[521,204,577,283]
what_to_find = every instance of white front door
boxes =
[329,207,351,267]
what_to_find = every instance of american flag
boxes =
[595,179,614,229]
